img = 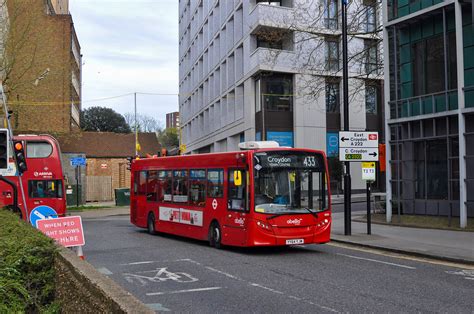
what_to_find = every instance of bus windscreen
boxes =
[253,151,328,214]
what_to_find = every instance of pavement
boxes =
[72,203,474,265]
[332,211,474,265]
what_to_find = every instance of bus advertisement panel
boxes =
[130,144,331,248]
[0,135,67,221]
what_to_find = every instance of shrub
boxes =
[0,209,59,312]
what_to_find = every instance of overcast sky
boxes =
[69,0,178,128]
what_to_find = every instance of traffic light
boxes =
[0,129,8,170]
[13,140,27,174]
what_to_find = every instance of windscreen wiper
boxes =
[266,212,296,220]
[303,207,318,219]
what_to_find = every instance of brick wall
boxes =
[5,0,80,134]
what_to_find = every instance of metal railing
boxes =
[388,89,458,119]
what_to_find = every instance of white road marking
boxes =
[329,242,474,270]
[97,267,113,275]
[146,303,171,312]
[122,261,155,266]
[146,287,222,296]
[205,266,240,280]
[250,283,284,294]
[337,253,417,269]
[446,269,474,281]
[124,268,198,286]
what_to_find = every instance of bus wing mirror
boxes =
[233,170,242,186]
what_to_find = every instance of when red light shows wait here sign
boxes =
[37,216,85,247]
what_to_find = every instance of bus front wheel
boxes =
[209,222,222,249]
[147,212,157,235]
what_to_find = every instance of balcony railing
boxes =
[249,2,295,31]
[389,89,458,119]
[249,47,296,72]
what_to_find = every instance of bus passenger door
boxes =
[223,169,248,246]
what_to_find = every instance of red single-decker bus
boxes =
[130,142,331,248]
[0,134,67,220]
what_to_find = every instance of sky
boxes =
[69,0,179,128]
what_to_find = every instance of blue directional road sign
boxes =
[29,205,58,227]
[70,157,86,166]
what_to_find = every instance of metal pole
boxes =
[76,166,79,207]
[134,92,138,156]
[0,84,29,221]
[342,0,351,235]
[367,181,371,235]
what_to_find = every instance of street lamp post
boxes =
[342,0,352,235]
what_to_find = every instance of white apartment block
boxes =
[179,0,383,190]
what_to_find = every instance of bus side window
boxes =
[159,170,172,202]
[172,170,189,203]
[228,169,247,211]
[134,171,147,195]
[207,169,224,198]
[190,169,206,207]
[147,171,159,202]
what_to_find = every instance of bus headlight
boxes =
[256,220,271,230]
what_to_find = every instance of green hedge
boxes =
[0,209,59,313]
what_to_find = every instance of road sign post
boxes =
[339,132,379,236]
[70,157,86,207]
[361,162,376,235]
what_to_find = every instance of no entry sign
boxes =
[37,216,85,247]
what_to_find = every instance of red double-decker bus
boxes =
[0,134,66,220]
[130,142,331,248]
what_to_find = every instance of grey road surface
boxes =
[82,215,473,313]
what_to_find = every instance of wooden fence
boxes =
[86,176,113,202]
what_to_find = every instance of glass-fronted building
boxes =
[383,0,473,227]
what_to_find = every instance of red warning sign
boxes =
[37,216,85,247]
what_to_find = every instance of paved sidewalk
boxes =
[68,206,129,219]
[331,211,474,265]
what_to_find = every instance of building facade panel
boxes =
[180,0,385,191]
[384,0,473,226]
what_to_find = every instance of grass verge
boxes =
[67,205,111,211]
[0,209,59,313]
[359,213,474,232]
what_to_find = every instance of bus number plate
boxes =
[286,239,304,245]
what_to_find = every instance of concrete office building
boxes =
[179,0,384,190]
[383,0,473,227]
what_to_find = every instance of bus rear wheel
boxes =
[147,212,157,235]
[209,222,222,249]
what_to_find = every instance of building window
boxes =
[260,74,293,112]
[366,85,378,114]
[326,38,339,72]
[365,4,376,33]
[257,0,282,6]
[256,79,262,112]
[365,40,379,75]
[326,81,340,113]
[412,33,457,97]
[325,0,338,30]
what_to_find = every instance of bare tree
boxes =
[255,0,383,114]
[124,112,163,133]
